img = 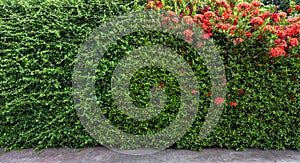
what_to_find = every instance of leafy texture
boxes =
[0,0,299,151]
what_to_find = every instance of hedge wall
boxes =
[0,0,147,150]
[0,0,299,151]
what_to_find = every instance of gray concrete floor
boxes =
[0,147,299,163]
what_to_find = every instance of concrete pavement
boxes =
[0,146,299,163]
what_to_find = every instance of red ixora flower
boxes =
[207,92,212,96]
[197,42,204,48]
[274,39,287,48]
[185,37,193,43]
[203,11,215,18]
[237,89,244,94]
[237,2,253,10]
[216,23,231,30]
[191,89,198,95]
[214,97,224,105]
[250,17,264,25]
[263,25,274,32]
[273,30,286,38]
[146,1,155,9]
[271,13,280,22]
[156,1,163,9]
[202,33,213,39]
[245,32,252,38]
[269,46,286,57]
[158,82,164,88]
[278,12,287,18]
[183,29,194,38]
[162,17,170,22]
[288,17,298,23]
[251,0,261,7]
[233,38,244,44]
[167,10,176,17]
[257,35,263,40]
[222,12,233,20]
[259,11,270,19]
[251,7,259,16]
[290,38,299,47]
[216,0,230,9]
[183,16,195,24]
[229,101,238,107]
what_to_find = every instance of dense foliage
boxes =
[0,0,147,151]
[0,0,299,151]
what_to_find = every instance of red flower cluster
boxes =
[146,0,162,10]
[269,22,300,57]
[216,0,230,9]
[284,22,300,37]
[214,97,224,105]
[183,29,194,38]
[207,92,212,96]
[269,47,286,57]
[237,89,244,94]
[229,101,238,107]
[233,38,244,44]
[250,17,264,25]
[259,11,271,19]
[202,33,213,39]
[197,42,204,48]
[146,0,300,58]
[182,16,195,24]
[263,25,274,32]
[287,5,300,13]
[251,0,262,7]
[191,89,198,95]
[195,12,214,36]
[270,12,287,22]
[237,2,253,11]
[216,23,231,30]
[290,38,299,47]
[183,28,194,43]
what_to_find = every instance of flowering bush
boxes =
[145,0,299,107]
[146,0,300,58]
[145,0,299,150]
[1,0,298,152]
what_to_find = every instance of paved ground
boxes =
[0,147,299,163]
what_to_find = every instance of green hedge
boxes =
[0,0,299,151]
[0,0,147,150]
